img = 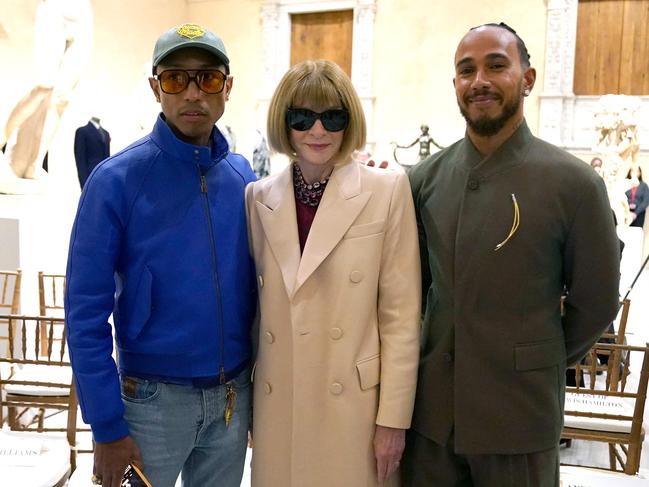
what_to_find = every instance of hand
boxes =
[94,435,143,487]
[366,159,389,169]
[373,425,405,483]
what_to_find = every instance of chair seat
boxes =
[0,429,71,487]
[4,365,72,396]
[564,392,636,433]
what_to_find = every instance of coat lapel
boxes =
[293,161,371,296]
[256,166,302,297]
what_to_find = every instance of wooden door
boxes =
[290,10,353,76]
[574,0,649,95]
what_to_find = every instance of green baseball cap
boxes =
[152,23,230,74]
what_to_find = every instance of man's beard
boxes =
[458,91,521,137]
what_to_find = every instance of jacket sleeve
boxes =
[245,182,260,361]
[65,166,130,443]
[408,168,432,316]
[375,171,422,428]
[562,175,620,365]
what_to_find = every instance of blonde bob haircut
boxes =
[267,60,366,163]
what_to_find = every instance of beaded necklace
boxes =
[293,163,330,207]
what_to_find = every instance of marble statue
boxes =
[0,0,93,194]
[592,94,642,226]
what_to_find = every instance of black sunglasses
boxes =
[155,69,227,94]
[286,108,349,132]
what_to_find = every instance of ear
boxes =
[452,77,457,89]
[522,67,536,97]
[224,76,233,101]
[149,77,161,103]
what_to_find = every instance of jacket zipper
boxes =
[199,166,227,383]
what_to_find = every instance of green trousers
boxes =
[401,429,559,487]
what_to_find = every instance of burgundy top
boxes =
[295,198,318,253]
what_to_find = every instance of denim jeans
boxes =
[121,369,251,487]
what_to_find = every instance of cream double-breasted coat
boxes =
[246,160,421,487]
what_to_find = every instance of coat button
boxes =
[258,275,264,288]
[349,270,364,283]
[442,352,453,363]
[467,179,479,190]
[264,382,272,394]
[330,382,344,395]
[265,331,274,343]
[329,327,343,340]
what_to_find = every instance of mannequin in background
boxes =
[74,117,110,188]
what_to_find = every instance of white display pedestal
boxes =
[0,217,20,272]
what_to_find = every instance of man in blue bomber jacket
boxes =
[65,24,256,487]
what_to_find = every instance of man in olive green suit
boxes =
[402,23,621,486]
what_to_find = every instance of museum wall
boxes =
[0,0,551,184]
[372,0,547,158]
[0,0,646,191]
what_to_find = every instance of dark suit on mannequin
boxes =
[74,118,110,188]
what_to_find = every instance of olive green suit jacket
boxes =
[408,121,620,454]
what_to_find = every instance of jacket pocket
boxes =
[344,219,386,239]
[356,354,381,390]
[126,266,153,340]
[514,336,566,371]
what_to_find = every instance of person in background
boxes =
[65,24,256,487]
[402,23,620,486]
[625,166,648,228]
[590,156,604,177]
[246,59,421,487]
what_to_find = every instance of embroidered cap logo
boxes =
[176,23,205,39]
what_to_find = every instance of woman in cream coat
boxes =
[246,60,421,487]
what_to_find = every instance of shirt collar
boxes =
[151,113,230,167]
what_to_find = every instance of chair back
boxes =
[0,315,77,471]
[599,298,631,346]
[38,272,66,318]
[0,270,22,355]
[563,342,649,474]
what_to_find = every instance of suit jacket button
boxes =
[330,327,343,340]
[349,270,364,283]
[264,382,272,394]
[330,382,344,395]
[467,178,479,190]
[265,331,275,343]
[258,275,264,287]
[442,352,453,363]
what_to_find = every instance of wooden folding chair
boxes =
[0,269,21,355]
[38,272,65,318]
[562,342,649,475]
[37,272,66,351]
[0,315,78,486]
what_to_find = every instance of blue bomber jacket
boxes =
[65,115,257,442]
